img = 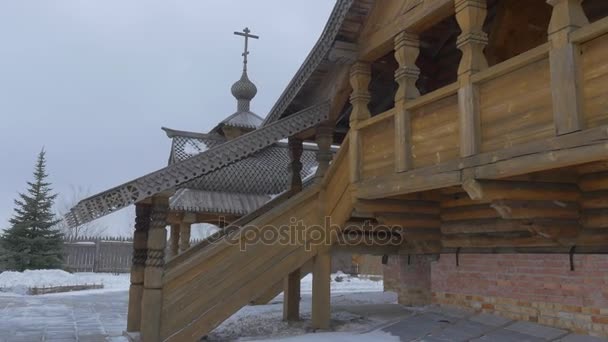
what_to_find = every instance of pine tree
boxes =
[1,149,64,271]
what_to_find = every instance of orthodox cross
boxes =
[234,27,259,72]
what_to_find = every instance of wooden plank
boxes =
[411,95,460,168]
[490,200,579,220]
[472,43,551,84]
[441,218,576,235]
[358,126,608,199]
[459,84,481,156]
[461,180,580,201]
[283,268,301,321]
[479,57,554,152]
[570,16,608,43]
[360,116,395,179]
[442,234,561,248]
[581,33,608,129]
[354,199,439,216]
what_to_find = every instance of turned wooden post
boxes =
[141,195,169,342]
[349,61,371,183]
[288,137,304,192]
[169,224,180,258]
[179,213,195,254]
[127,202,151,333]
[394,31,420,172]
[547,0,588,135]
[311,249,332,330]
[315,124,334,184]
[455,0,488,157]
[283,268,301,321]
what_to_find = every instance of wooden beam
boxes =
[441,218,577,234]
[462,179,580,202]
[394,32,420,172]
[455,0,488,157]
[442,233,562,248]
[490,200,579,220]
[311,250,331,330]
[127,203,151,333]
[377,213,441,229]
[359,0,454,61]
[141,195,169,342]
[547,0,589,135]
[283,268,301,322]
[354,199,439,216]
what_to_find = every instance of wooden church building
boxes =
[67,0,608,340]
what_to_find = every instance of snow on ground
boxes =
[0,269,129,295]
[301,271,383,294]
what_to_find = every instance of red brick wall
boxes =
[384,253,608,337]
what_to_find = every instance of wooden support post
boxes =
[283,268,301,321]
[179,213,195,254]
[315,124,334,184]
[455,0,488,157]
[311,250,331,330]
[547,0,588,135]
[169,224,180,258]
[394,32,420,172]
[127,202,150,333]
[349,62,371,183]
[288,137,304,192]
[140,195,169,342]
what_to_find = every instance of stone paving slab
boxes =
[0,291,605,342]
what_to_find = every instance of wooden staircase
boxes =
[148,136,353,341]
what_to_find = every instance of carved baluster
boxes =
[315,124,334,184]
[547,0,588,135]
[179,213,195,254]
[127,202,150,333]
[455,0,488,157]
[394,32,420,172]
[288,137,304,192]
[169,224,180,258]
[141,195,169,342]
[349,62,371,183]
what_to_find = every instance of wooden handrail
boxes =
[570,16,608,44]
[471,43,550,84]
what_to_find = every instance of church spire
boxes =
[231,27,259,112]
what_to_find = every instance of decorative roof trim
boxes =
[261,0,354,126]
[66,101,330,228]
[161,127,225,140]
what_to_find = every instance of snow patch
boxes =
[0,270,129,295]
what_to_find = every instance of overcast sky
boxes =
[0,0,335,236]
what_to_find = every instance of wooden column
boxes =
[169,224,180,258]
[349,62,371,183]
[455,0,488,157]
[179,213,195,254]
[311,249,331,330]
[315,124,334,184]
[547,0,588,135]
[394,32,420,172]
[288,137,304,192]
[283,268,301,321]
[140,195,169,342]
[127,202,150,333]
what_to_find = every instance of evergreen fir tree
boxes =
[1,149,64,271]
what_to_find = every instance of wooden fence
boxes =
[63,236,203,273]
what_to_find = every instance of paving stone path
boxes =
[0,291,126,342]
[0,291,605,342]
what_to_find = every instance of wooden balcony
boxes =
[351,18,608,200]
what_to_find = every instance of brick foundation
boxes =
[384,253,608,337]
[383,254,437,306]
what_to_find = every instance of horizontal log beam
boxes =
[490,200,579,220]
[353,199,440,216]
[579,172,608,192]
[376,213,440,229]
[442,234,561,248]
[462,180,580,202]
[441,205,499,222]
[441,218,579,235]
